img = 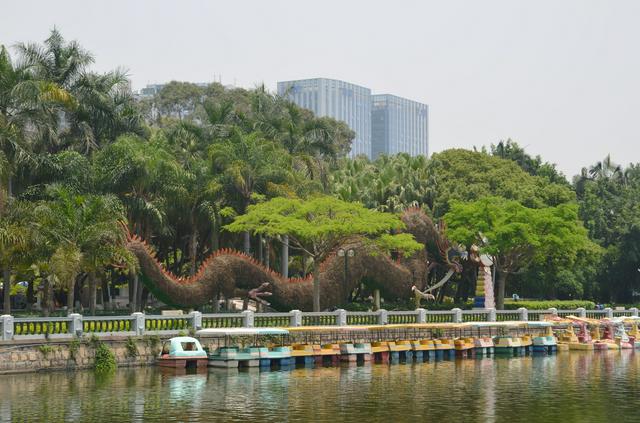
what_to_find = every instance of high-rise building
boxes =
[371,94,429,158]
[277,78,372,158]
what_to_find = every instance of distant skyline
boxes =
[2,0,639,177]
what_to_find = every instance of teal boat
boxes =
[157,336,208,368]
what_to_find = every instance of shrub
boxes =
[94,342,117,373]
[503,300,595,310]
[38,345,54,357]
[125,337,138,358]
[69,338,80,361]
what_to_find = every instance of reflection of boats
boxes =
[157,337,208,368]
[197,328,293,368]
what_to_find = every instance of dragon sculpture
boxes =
[126,207,465,311]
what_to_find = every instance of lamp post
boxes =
[337,248,355,304]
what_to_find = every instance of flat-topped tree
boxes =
[225,195,422,311]
[444,196,597,309]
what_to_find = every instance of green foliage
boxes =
[430,149,574,217]
[68,338,80,361]
[503,300,596,310]
[144,334,161,352]
[38,345,55,357]
[125,337,138,358]
[94,342,117,373]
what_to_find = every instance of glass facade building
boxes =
[277,78,372,158]
[371,94,429,158]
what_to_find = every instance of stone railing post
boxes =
[69,313,83,337]
[190,311,202,331]
[336,309,347,326]
[517,307,528,321]
[241,310,254,328]
[290,310,302,327]
[416,308,426,324]
[1,315,13,341]
[131,312,145,336]
[487,308,496,322]
[378,309,388,325]
[576,307,587,318]
[548,308,558,317]
[604,307,613,319]
[631,308,639,317]
[451,308,462,323]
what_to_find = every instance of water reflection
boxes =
[1,352,640,422]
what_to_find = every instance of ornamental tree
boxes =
[225,195,422,311]
[444,197,597,309]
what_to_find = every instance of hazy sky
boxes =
[2,0,639,177]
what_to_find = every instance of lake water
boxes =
[1,352,639,422]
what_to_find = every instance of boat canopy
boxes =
[196,328,290,337]
[165,336,206,356]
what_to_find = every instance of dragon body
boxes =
[127,208,463,311]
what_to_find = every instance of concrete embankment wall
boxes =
[0,336,168,374]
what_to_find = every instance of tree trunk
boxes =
[211,222,220,252]
[102,276,112,311]
[26,279,35,311]
[496,271,508,310]
[3,268,10,314]
[243,231,251,255]
[302,254,308,277]
[264,239,270,269]
[312,262,321,312]
[88,271,97,316]
[67,280,75,315]
[130,274,139,313]
[213,293,220,312]
[373,289,381,311]
[136,280,144,312]
[258,234,264,264]
[189,229,198,276]
[281,235,289,277]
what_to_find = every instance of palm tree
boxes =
[34,186,133,314]
[209,130,292,254]
[589,154,623,181]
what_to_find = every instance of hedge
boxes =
[503,300,596,310]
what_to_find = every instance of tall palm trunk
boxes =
[189,228,198,276]
[88,271,97,316]
[281,235,289,277]
[312,262,321,312]
[67,279,76,315]
[496,271,508,310]
[42,277,52,317]
[243,231,251,255]
[3,268,10,314]
[130,273,139,313]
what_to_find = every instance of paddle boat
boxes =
[433,338,455,359]
[409,339,436,361]
[196,327,293,368]
[625,319,640,348]
[157,336,208,368]
[454,337,475,358]
[493,336,524,355]
[340,342,373,362]
[602,318,634,349]
[530,323,557,354]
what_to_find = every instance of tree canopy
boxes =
[225,195,422,311]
